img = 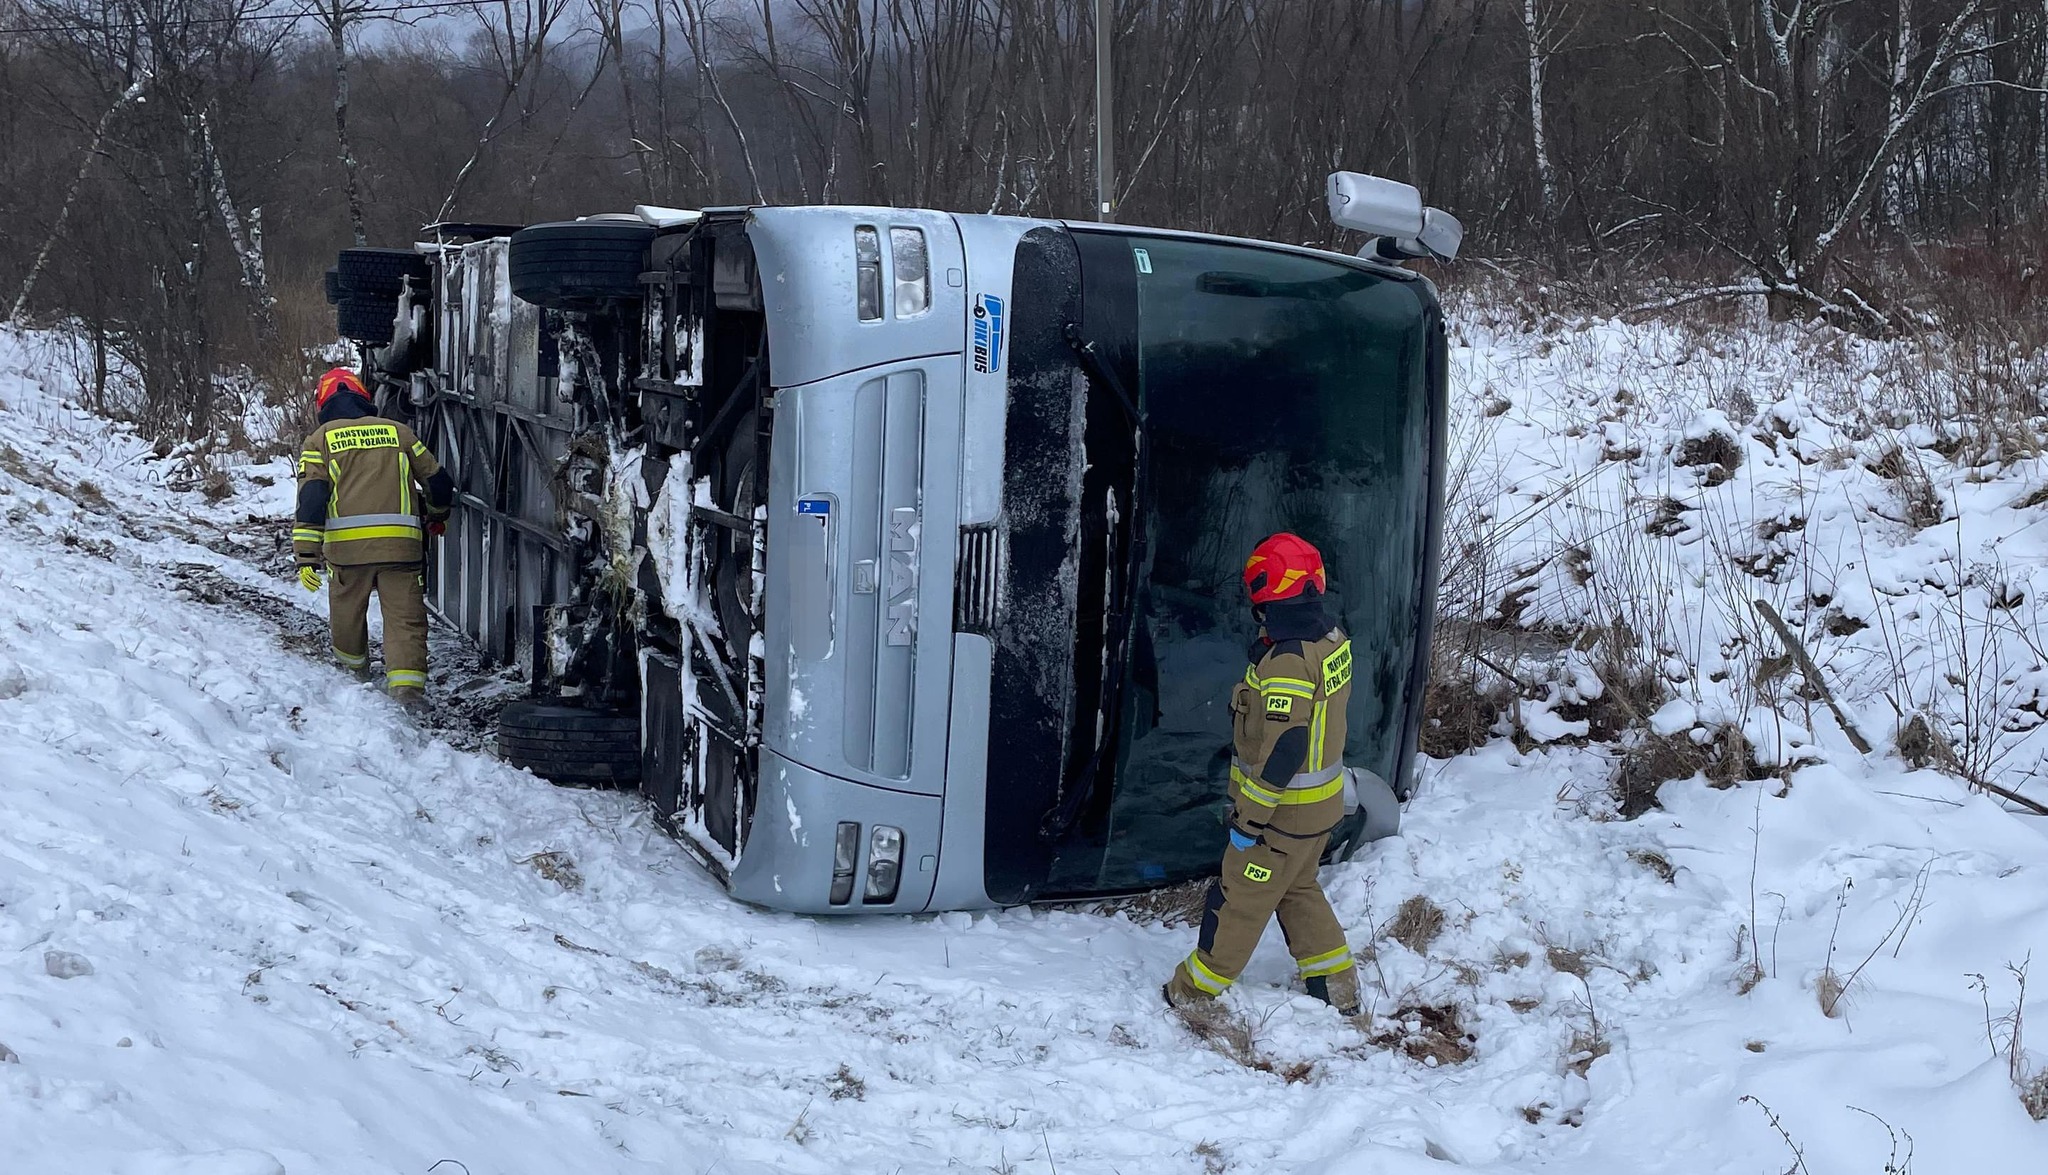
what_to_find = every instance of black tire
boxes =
[323,268,342,305]
[336,248,430,300]
[498,699,641,787]
[336,296,397,344]
[508,220,655,309]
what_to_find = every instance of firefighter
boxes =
[1166,532,1365,1019]
[292,368,453,710]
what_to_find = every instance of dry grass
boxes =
[1367,1003,1476,1067]
[1419,672,1506,758]
[2023,1071,2048,1122]
[1546,945,1593,979]
[1676,428,1743,486]
[1869,441,1946,528]
[71,479,110,512]
[520,850,584,891]
[1170,999,1315,1082]
[1090,878,1210,926]
[825,1063,866,1101]
[1388,895,1447,955]
[1565,1025,1611,1078]
[1627,849,1676,883]
[1816,967,1848,1018]
[1614,724,1769,816]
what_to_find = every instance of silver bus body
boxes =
[379,204,1446,914]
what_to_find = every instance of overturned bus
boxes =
[325,173,1457,914]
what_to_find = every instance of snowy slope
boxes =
[4,322,2047,1175]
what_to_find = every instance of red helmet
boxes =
[315,367,367,409]
[1243,533,1327,604]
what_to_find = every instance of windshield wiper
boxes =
[1064,323,1142,426]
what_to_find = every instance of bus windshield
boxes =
[1047,232,1437,895]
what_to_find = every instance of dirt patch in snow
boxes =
[1365,1002,1476,1067]
[167,561,524,753]
[1075,878,1212,926]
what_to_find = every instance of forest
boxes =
[1,0,2043,436]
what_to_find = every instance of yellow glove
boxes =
[298,565,323,593]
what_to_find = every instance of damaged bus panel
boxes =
[330,180,1451,913]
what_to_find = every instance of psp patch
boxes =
[1243,862,1274,883]
[1264,693,1294,717]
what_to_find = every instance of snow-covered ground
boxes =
[3,316,2045,1175]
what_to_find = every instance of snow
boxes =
[6,315,2048,1174]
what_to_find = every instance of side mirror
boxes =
[1417,207,1464,261]
[1359,206,1465,265]
[1326,172,1425,238]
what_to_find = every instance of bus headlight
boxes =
[831,822,860,905]
[863,825,903,904]
[855,226,883,322]
[890,227,929,317]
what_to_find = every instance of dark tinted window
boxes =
[1048,235,1434,893]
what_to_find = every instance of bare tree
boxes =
[436,0,573,223]
[308,0,372,245]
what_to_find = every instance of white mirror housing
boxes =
[1416,207,1464,261]
[1326,172,1425,239]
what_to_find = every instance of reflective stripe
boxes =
[1297,946,1354,978]
[333,647,367,668]
[1231,765,1284,807]
[300,450,324,462]
[1310,698,1327,771]
[326,525,423,543]
[324,513,424,544]
[1233,762,1343,805]
[1184,953,1232,995]
[397,452,413,518]
[411,441,429,457]
[1262,677,1316,698]
[291,527,325,543]
[387,669,426,689]
[326,513,422,529]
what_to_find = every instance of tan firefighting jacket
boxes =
[1228,627,1353,838]
[292,417,448,567]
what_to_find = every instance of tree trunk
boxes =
[1524,0,1559,219]
[200,110,275,337]
[1882,0,1920,233]
[329,11,368,246]
[9,76,149,326]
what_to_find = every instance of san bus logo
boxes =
[971,294,1006,374]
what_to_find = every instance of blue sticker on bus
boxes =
[797,498,831,516]
[972,293,1006,374]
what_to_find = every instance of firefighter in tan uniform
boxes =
[292,368,454,709]
[1166,533,1365,1018]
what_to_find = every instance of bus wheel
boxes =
[497,700,642,788]
[336,247,430,300]
[507,220,657,310]
[336,296,397,345]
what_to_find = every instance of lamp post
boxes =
[1095,0,1114,222]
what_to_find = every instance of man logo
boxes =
[886,506,919,647]
[1243,862,1274,883]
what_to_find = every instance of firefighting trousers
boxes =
[1169,829,1358,1002]
[328,562,428,691]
